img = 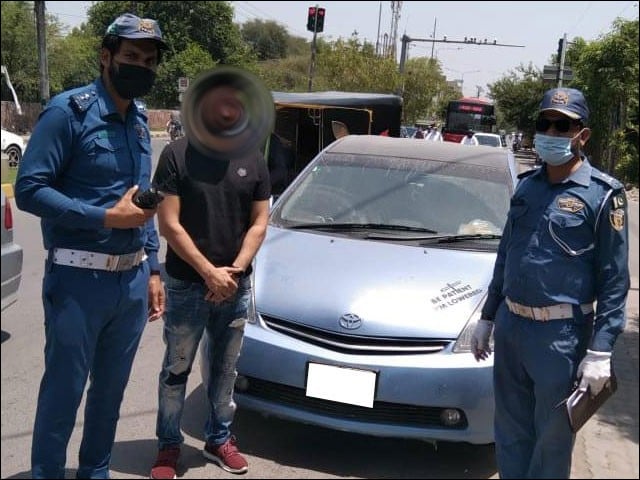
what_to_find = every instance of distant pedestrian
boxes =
[460,131,478,145]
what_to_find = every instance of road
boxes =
[1,142,638,479]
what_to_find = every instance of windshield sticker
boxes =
[430,281,483,310]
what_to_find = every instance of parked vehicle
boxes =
[267,91,403,193]
[473,133,504,148]
[1,128,26,168]
[233,136,518,445]
[1,189,23,311]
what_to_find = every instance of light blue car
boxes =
[235,136,519,445]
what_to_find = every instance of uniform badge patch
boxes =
[557,197,585,213]
[134,124,147,140]
[609,209,625,231]
[138,19,156,35]
[237,168,247,177]
[550,90,570,106]
[612,193,626,210]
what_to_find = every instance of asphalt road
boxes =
[1,143,638,479]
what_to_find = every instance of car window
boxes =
[274,154,512,235]
[474,134,501,147]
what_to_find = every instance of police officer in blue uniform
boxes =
[15,13,168,479]
[471,87,629,479]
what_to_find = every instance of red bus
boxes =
[442,97,497,143]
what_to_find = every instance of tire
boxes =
[5,145,22,168]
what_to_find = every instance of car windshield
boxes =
[272,152,513,236]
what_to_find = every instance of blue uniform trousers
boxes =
[31,260,149,479]
[493,301,591,479]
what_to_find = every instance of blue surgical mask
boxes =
[534,133,580,166]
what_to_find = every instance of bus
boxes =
[442,97,496,143]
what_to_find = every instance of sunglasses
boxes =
[535,117,582,133]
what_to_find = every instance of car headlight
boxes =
[452,294,494,353]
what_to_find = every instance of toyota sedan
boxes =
[234,136,518,445]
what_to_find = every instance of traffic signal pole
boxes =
[558,33,568,88]
[308,5,319,92]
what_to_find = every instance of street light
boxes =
[445,68,480,95]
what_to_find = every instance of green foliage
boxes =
[1,1,39,102]
[401,57,450,124]
[146,42,216,109]
[48,30,100,95]
[487,63,545,139]
[241,20,289,61]
[317,36,399,93]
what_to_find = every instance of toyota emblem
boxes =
[339,313,362,330]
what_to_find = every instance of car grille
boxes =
[260,314,453,355]
[240,376,468,429]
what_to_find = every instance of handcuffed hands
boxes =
[577,349,612,395]
[471,319,494,361]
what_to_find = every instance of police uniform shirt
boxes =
[482,159,629,352]
[14,78,160,271]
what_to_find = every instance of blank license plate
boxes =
[306,362,377,408]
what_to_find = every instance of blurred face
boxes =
[200,85,246,134]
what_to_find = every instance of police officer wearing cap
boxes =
[15,12,168,479]
[471,87,629,479]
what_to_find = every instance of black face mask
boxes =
[108,61,156,99]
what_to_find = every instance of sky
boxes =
[46,1,639,97]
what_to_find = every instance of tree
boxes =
[487,63,545,140]
[241,19,289,61]
[571,18,638,182]
[1,1,39,102]
[401,57,449,124]
[317,36,399,93]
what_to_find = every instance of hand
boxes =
[471,319,494,362]
[104,185,157,229]
[577,349,612,395]
[147,274,165,322]
[202,265,243,302]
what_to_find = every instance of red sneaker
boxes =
[150,446,180,479]
[203,436,248,474]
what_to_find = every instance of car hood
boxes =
[254,227,498,339]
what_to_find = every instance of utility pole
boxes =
[35,1,50,106]
[375,1,382,56]
[430,18,437,60]
[558,32,568,88]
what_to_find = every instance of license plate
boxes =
[305,362,377,408]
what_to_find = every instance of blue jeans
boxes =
[156,273,250,449]
[32,260,150,479]
[493,301,591,479]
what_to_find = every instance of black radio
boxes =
[133,187,165,209]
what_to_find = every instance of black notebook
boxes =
[566,371,618,433]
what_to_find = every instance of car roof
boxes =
[325,135,513,169]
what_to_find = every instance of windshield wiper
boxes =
[420,233,502,245]
[288,222,437,234]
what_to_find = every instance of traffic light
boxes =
[307,7,316,32]
[316,7,325,32]
[557,38,564,63]
[306,6,325,33]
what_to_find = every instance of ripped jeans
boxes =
[155,273,251,449]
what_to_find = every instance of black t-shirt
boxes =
[153,137,271,282]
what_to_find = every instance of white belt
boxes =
[505,297,593,322]
[51,248,147,272]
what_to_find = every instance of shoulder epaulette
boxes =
[590,168,624,191]
[517,168,538,180]
[69,90,98,114]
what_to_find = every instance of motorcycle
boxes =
[168,120,184,142]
